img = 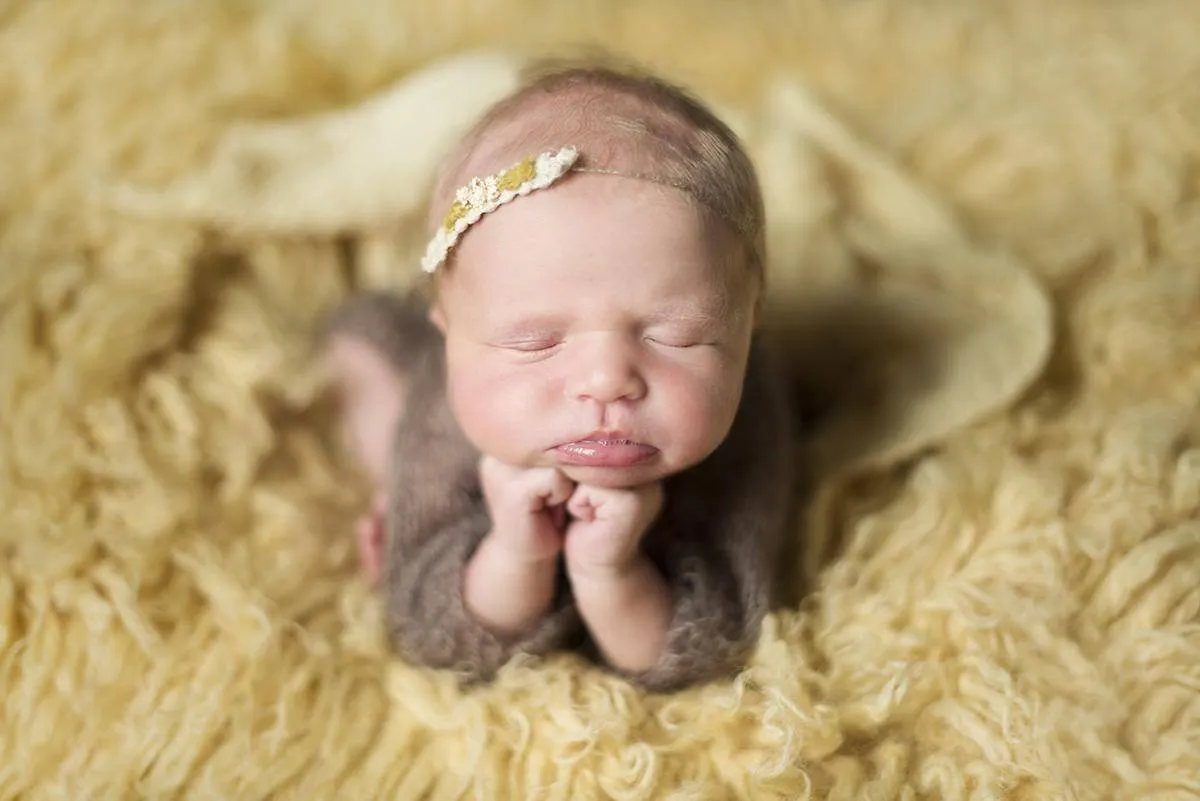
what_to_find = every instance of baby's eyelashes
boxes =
[641,325,720,349]
[643,335,707,349]
[492,335,563,353]
[498,334,712,352]
[482,321,723,355]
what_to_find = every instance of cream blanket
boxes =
[2,1,1198,798]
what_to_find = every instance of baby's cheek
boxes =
[447,368,498,441]
[674,393,727,456]
[659,367,743,462]
[447,360,546,461]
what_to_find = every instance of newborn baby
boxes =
[323,63,795,692]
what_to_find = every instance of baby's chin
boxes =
[556,462,674,489]
[479,437,713,487]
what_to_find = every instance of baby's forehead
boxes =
[447,174,745,313]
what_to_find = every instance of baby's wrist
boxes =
[565,548,646,586]
[482,528,561,568]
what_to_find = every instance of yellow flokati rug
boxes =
[2,1,1199,798]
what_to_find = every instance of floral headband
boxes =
[420,146,580,273]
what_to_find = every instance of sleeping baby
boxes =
[322,61,795,693]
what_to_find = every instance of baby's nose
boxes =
[567,337,647,404]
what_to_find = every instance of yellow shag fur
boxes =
[2,1,1199,798]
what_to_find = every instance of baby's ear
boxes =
[428,302,447,333]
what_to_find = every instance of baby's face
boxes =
[433,175,756,489]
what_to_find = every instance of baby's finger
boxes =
[566,487,597,521]
[520,466,569,508]
[544,469,576,507]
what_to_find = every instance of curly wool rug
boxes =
[2,1,1199,798]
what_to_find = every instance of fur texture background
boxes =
[2,1,1199,798]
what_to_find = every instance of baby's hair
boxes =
[427,55,767,288]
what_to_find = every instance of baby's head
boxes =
[424,62,766,488]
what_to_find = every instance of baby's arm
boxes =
[464,456,574,635]
[590,341,796,693]
[324,291,580,681]
[569,551,674,674]
[381,378,581,680]
[564,482,673,674]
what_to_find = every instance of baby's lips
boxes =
[553,439,659,468]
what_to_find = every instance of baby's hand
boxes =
[479,455,574,563]
[564,482,664,577]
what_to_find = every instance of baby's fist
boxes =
[479,455,573,562]
[564,482,664,576]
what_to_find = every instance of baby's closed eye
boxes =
[642,326,718,349]
[486,329,564,356]
[497,337,561,353]
[485,316,569,355]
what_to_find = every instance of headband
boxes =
[421,146,579,273]
[420,144,755,273]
